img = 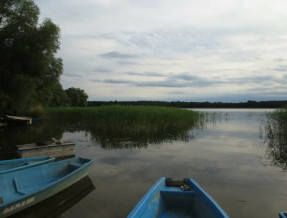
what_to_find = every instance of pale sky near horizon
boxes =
[34,0,287,102]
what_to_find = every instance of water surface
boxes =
[1,108,287,217]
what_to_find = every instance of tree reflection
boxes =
[264,108,287,170]
[88,128,197,150]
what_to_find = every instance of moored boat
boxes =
[279,212,287,218]
[0,157,95,217]
[0,156,54,174]
[17,140,75,158]
[2,115,32,125]
[128,177,229,218]
[9,176,95,218]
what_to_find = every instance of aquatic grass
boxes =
[265,107,287,170]
[268,107,287,124]
[44,105,203,137]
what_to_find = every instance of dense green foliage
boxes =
[0,0,89,114]
[65,87,88,107]
[0,0,66,114]
[45,105,203,137]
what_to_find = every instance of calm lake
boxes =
[1,108,287,218]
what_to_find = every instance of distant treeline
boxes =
[88,100,287,108]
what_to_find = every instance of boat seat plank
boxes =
[69,163,82,169]
[160,186,195,196]
[160,189,196,196]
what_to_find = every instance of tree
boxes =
[0,0,64,114]
[65,87,88,107]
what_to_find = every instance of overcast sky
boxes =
[34,0,287,102]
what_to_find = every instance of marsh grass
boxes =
[265,107,287,169]
[45,105,203,138]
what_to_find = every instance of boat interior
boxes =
[0,158,88,204]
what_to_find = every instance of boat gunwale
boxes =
[16,142,75,151]
[279,212,287,218]
[0,156,51,165]
[0,156,55,174]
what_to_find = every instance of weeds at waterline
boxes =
[44,105,204,137]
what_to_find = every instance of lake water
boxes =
[1,108,287,218]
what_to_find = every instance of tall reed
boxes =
[265,107,287,169]
[44,105,203,136]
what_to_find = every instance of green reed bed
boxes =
[266,107,287,140]
[268,107,287,124]
[265,107,287,169]
[44,105,202,136]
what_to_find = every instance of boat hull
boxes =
[0,157,94,217]
[128,177,229,218]
[2,115,32,125]
[17,141,75,158]
[10,176,95,218]
[0,156,55,174]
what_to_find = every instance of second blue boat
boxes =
[128,177,229,218]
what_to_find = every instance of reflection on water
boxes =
[264,112,287,170]
[10,176,95,218]
[0,115,206,155]
[88,127,197,149]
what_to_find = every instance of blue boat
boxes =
[0,156,55,174]
[279,212,287,218]
[0,157,95,217]
[128,177,229,218]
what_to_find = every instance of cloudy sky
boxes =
[34,0,287,102]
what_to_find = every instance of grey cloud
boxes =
[95,73,284,88]
[172,73,203,81]
[135,80,187,87]
[64,73,82,78]
[126,28,220,53]
[274,65,287,72]
[102,79,132,84]
[125,72,143,76]
[92,67,113,73]
[117,61,141,65]
[167,91,187,95]
[124,71,166,77]
[145,72,165,77]
[98,78,206,88]
[99,51,138,59]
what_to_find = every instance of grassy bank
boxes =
[44,105,202,136]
